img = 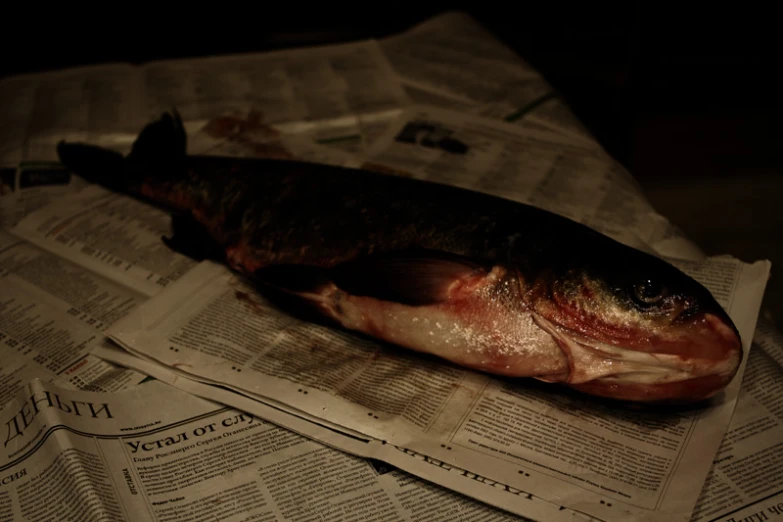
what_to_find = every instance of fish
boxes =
[56,111,743,404]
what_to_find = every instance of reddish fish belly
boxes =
[267,265,571,379]
[318,289,570,378]
[302,285,740,403]
[291,284,739,403]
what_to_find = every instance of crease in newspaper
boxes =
[94,342,600,522]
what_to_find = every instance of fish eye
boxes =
[632,279,668,306]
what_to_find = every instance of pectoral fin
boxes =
[255,250,487,308]
[330,250,487,306]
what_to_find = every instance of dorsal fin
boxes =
[128,109,187,166]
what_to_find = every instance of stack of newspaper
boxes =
[0,12,778,522]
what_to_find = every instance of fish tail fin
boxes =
[56,142,129,190]
[56,108,187,191]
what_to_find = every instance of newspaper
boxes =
[380,12,550,120]
[186,110,364,168]
[0,9,778,522]
[0,377,555,521]
[188,99,781,522]
[90,106,770,522]
[0,161,91,229]
[0,223,150,403]
[141,41,409,151]
[379,12,594,145]
[9,186,198,298]
[359,106,705,261]
[0,39,408,164]
[0,39,411,227]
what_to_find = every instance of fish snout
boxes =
[566,314,743,404]
[704,312,743,357]
[693,311,744,382]
[534,309,744,403]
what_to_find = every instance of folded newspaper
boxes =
[0,10,779,522]
[1,376,564,521]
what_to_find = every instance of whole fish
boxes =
[57,112,743,404]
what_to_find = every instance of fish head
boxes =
[529,249,743,404]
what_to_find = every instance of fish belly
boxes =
[273,279,569,380]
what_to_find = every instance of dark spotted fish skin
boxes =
[142,154,584,269]
[57,112,743,404]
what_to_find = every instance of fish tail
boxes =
[56,109,187,192]
[56,141,129,191]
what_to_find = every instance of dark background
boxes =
[2,5,780,325]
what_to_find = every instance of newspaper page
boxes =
[380,12,551,120]
[0,40,409,164]
[0,76,35,168]
[99,107,770,522]
[360,106,703,260]
[379,12,593,144]
[95,286,783,522]
[99,343,599,522]
[0,162,94,229]
[141,40,410,153]
[0,38,410,226]
[0,225,148,402]
[0,64,144,168]
[358,109,778,522]
[0,64,142,227]
[0,377,562,521]
[9,185,198,298]
[0,120,191,398]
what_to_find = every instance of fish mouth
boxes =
[531,313,743,403]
